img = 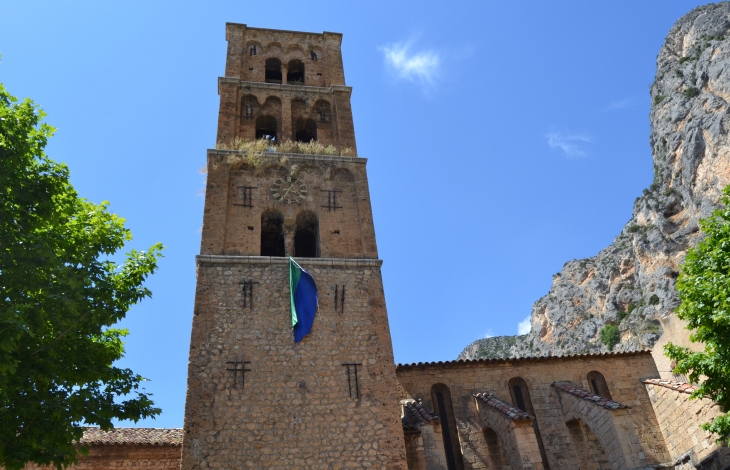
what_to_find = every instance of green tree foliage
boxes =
[666,186,730,443]
[599,324,620,350]
[0,83,163,469]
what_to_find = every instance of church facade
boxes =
[42,25,730,470]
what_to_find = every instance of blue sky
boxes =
[1,0,709,428]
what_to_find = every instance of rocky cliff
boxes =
[461,3,730,360]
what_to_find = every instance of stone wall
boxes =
[180,257,408,470]
[23,445,181,470]
[396,352,671,469]
[644,380,730,468]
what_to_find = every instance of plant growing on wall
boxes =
[0,83,163,470]
[666,185,730,443]
[599,324,620,350]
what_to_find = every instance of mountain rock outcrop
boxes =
[461,3,730,360]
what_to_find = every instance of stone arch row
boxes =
[261,209,319,258]
[246,41,324,59]
[240,95,334,143]
[415,371,638,470]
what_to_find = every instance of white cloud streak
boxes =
[379,41,440,89]
[517,317,532,335]
[484,329,495,339]
[545,132,592,158]
[603,97,634,112]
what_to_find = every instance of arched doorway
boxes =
[566,419,611,470]
[294,117,317,143]
[260,209,285,256]
[287,59,305,84]
[294,211,319,258]
[265,58,282,83]
[255,115,278,142]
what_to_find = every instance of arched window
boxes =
[508,378,550,470]
[255,115,277,142]
[430,384,464,470]
[287,59,305,84]
[295,211,319,258]
[260,209,284,256]
[265,58,282,83]
[587,371,612,400]
[294,118,317,143]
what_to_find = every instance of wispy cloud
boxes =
[483,329,495,339]
[545,132,592,158]
[603,96,635,112]
[517,316,532,335]
[379,40,440,90]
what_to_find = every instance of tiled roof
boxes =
[80,428,183,445]
[552,383,630,410]
[402,401,438,433]
[474,393,533,421]
[643,378,700,394]
[396,350,652,370]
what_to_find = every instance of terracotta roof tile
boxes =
[643,378,700,395]
[396,350,651,370]
[474,393,533,421]
[401,401,438,433]
[79,428,183,446]
[551,383,630,410]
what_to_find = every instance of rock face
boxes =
[461,3,730,360]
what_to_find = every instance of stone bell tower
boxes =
[180,24,408,469]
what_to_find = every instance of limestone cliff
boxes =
[461,3,730,360]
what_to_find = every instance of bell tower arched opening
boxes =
[265,58,282,83]
[260,209,285,256]
[294,211,319,258]
[295,118,317,143]
[287,59,305,84]
[255,115,278,142]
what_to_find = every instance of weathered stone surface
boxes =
[461,3,730,360]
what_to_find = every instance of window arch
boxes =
[508,378,550,470]
[255,115,278,142]
[295,211,319,258]
[287,59,305,84]
[265,58,282,83]
[260,209,284,257]
[294,118,317,143]
[430,384,464,470]
[587,371,612,400]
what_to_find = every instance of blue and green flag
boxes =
[290,257,318,343]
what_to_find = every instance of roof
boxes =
[643,378,700,394]
[473,393,533,421]
[396,350,652,370]
[552,383,630,410]
[80,428,183,446]
[402,401,438,434]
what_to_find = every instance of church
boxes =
[41,24,730,470]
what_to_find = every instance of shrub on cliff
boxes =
[0,83,163,470]
[599,324,620,350]
[666,185,730,443]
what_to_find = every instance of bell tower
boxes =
[180,24,408,469]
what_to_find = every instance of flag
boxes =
[290,257,318,343]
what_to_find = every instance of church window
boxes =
[508,377,550,470]
[255,115,278,142]
[294,118,317,143]
[294,211,319,258]
[587,371,612,399]
[287,59,305,84]
[265,58,282,83]
[249,45,257,56]
[430,384,464,470]
[260,209,285,256]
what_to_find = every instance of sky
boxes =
[0,0,712,428]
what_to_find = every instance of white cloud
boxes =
[484,329,495,339]
[379,41,440,89]
[545,132,592,158]
[603,97,634,112]
[517,316,532,335]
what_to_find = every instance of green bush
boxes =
[599,325,620,350]
[684,87,700,98]
[649,294,660,305]
[653,94,666,105]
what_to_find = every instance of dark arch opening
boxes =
[260,209,284,257]
[587,371,612,400]
[566,419,610,470]
[482,427,510,470]
[265,58,282,84]
[295,118,317,143]
[287,59,305,84]
[294,211,319,258]
[431,384,464,470]
[508,378,550,470]
[255,115,278,142]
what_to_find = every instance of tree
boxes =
[599,324,620,351]
[666,185,730,443]
[0,83,163,469]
